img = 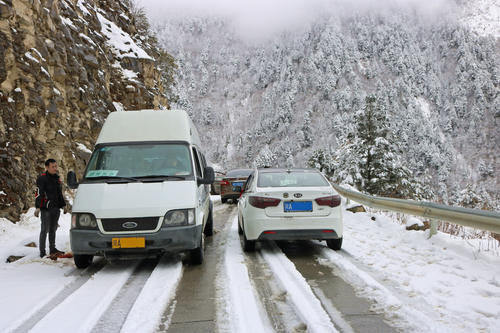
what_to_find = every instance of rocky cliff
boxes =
[0,0,171,221]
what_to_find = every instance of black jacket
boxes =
[35,172,66,209]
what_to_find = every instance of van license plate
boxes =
[112,237,145,249]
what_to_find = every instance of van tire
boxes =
[221,197,227,204]
[74,254,93,269]
[190,234,204,265]
[326,237,343,251]
[204,209,213,236]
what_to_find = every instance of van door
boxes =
[192,147,209,225]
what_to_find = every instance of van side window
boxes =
[200,153,207,169]
[192,148,202,177]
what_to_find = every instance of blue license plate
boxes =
[232,182,244,187]
[284,201,313,212]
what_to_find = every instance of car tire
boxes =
[74,254,93,269]
[204,209,214,236]
[326,237,343,251]
[238,218,243,235]
[210,185,217,195]
[242,225,255,252]
[190,234,204,265]
[221,197,227,204]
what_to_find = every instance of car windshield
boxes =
[257,171,330,187]
[226,169,253,178]
[85,143,193,179]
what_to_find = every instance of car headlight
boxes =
[72,213,98,229]
[162,209,195,227]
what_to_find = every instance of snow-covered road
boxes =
[0,199,499,332]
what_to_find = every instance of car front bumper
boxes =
[70,224,202,257]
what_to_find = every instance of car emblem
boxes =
[294,193,303,198]
[283,193,289,198]
[122,221,138,229]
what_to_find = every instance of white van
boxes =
[67,110,214,268]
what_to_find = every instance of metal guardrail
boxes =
[332,184,500,234]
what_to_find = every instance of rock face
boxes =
[0,0,170,221]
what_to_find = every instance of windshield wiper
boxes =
[86,176,140,183]
[136,175,188,181]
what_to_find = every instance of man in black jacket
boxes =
[34,158,68,258]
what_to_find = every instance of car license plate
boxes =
[284,201,313,212]
[112,237,145,249]
[232,182,244,187]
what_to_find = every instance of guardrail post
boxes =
[427,219,438,239]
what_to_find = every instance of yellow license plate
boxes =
[112,237,145,249]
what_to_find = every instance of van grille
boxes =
[101,217,160,232]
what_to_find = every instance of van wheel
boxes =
[74,254,93,269]
[221,198,227,204]
[204,209,213,236]
[242,225,255,252]
[190,234,204,265]
[326,237,343,251]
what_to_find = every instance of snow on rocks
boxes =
[217,216,273,333]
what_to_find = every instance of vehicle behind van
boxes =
[67,110,214,268]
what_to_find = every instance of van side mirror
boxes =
[198,166,215,185]
[67,171,79,189]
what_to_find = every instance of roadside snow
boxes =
[318,210,500,332]
[121,258,183,333]
[76,142,92,154]
[217,216,273,333]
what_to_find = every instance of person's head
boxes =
[45,158,58,175]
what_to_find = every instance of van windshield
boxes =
[85,143,193,180]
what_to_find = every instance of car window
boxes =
[244,173,254,192]
[257,171,329,187]
[192,148,202,177]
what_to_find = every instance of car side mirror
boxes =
[198,166,215,185]
[67,171,79,189]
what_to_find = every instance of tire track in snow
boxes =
[260,241,338,333]
[30,260,140,333]
[217,216,273,333]
[11,258,107,333]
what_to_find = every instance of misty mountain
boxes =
[150,3,498,208]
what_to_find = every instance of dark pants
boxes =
[40,208,60,254]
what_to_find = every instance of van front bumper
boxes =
[70,225,202,257]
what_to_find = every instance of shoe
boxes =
[50,248,64,255]
[40,251,46,258]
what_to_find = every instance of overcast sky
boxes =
[137,0,456,40]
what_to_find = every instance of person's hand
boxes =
[63,206,69,214]
[34,208,40,218]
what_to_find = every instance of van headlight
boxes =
[162,209,195,227]
[72,213,98,229]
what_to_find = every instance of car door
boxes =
[238,172,254,221]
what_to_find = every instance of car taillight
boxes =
[315,195,341,207]
[249,196,281,209]
[220,180,230,185]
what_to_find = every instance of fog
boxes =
[138,0,457,40]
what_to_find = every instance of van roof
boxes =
[96,110,201,146]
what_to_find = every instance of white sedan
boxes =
[237,168,343,252]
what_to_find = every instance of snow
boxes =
[96,12,153,60]
[112,101,125,112]
[53,88,61,96]
[0,191,5,195]
[122,68,139,81]
[76,142,92,154]
[118,258,182,332]
[24,52,40,64]
[60,16,77,31]
[14,88,21,92]
[77,0,91,16]
[57,130,66,137]
[78,33,96,47]
[219,216,273,333]
[7,97,14,103]
[317,210,500,332]
[461,0,500,38]
[41,67,50,77]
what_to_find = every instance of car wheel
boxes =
[204,209,214,236]
[74,254,93,269]
[190,233,204,265]
[221,197,227,204]
[242,224,255,252]
[238,217,243,235]
[326,237,343,251]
